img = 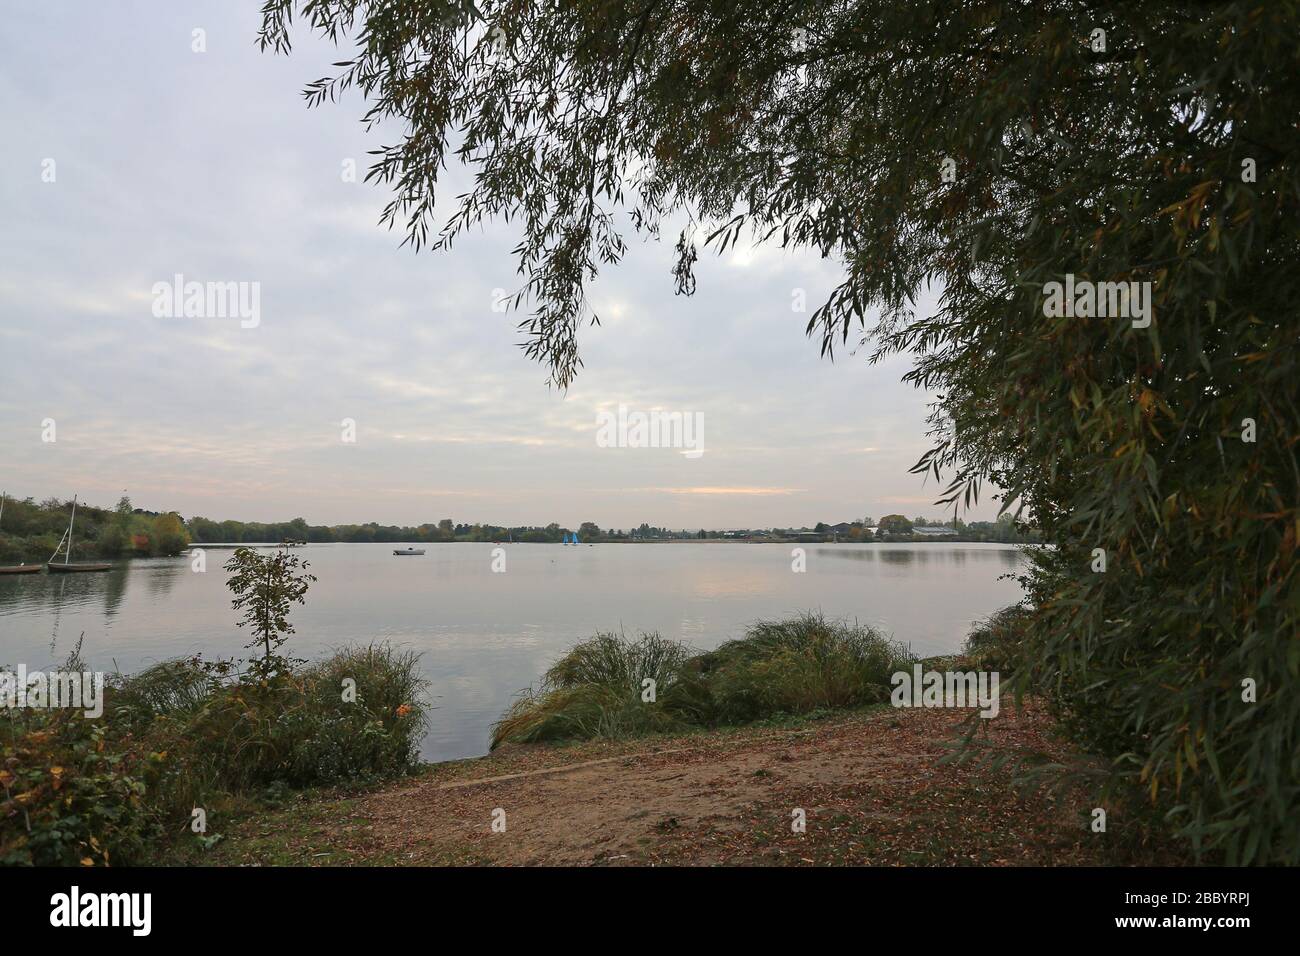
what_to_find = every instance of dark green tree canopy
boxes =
[260,0,1300,862]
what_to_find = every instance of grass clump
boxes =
[684,614,915,724]
[493,632,692,745]
[491,613,913,749]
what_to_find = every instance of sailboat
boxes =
[46,495,112,573]
[0,491,43,574]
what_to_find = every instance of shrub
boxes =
[962,604,1032,677]
[129,644,429,817]
[1,650,156,867]
[290,644,428,784]
[150,513,190,556]
[491,614,914,748]
[687,615,914,724]
[0,643,428,865]
[0,707,156,867]
[492,632,692,746]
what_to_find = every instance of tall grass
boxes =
[684,614,915,724]
[493,632,692,744]
[491,614,914,748]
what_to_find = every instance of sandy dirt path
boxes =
[200,702,1179,866]
[282,703,1113,865]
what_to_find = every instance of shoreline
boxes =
[157,698,1183,867]
[171,538,1037,548]
[0,540,1038,565]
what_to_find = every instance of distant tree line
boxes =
[1,496,1039,562]
[0,496,189,562]
[871,514,1040,544]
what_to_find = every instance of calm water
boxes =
[0,542,1025,761]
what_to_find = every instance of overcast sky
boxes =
[0,1,994,530]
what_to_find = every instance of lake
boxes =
[0,542,1026,761]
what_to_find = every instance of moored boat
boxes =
[47,561,112,573]
[46,495,113,573]
[393,548,425,556]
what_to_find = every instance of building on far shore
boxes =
[912,525,958,536]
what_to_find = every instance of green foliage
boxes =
[258,0,1300,863]
[961,604,1032,678]
[150,513,190,556]
[0,704,153,867]
[0,496,118,562]
[96,524,127,557]
[682,615,915,724]
[491,615,913,747]
[0,494,193,560]
[0,645,427,865]
[134,647,427,814]
[877,515,914,535]
[0,646,155,867]
[493,632,692,744]
[295,644,429,782]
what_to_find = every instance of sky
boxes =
[0,1,994,531]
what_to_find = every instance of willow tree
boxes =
[258,1,1300,861]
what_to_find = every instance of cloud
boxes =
[630,486,802,496]
[0,3,1004,528]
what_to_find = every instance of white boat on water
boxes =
[393,548,426,556]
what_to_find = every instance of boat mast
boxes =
[65,495,77,564]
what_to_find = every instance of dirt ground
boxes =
[187,701,1183,866]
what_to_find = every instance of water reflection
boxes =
[104,566,131,618]
[814,545,1024,568]
[689,570,770,599]
[143,563,183,600]
[0,564,135,621]
[0,543,1028,761]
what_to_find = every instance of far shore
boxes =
[182,537,1034,547]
